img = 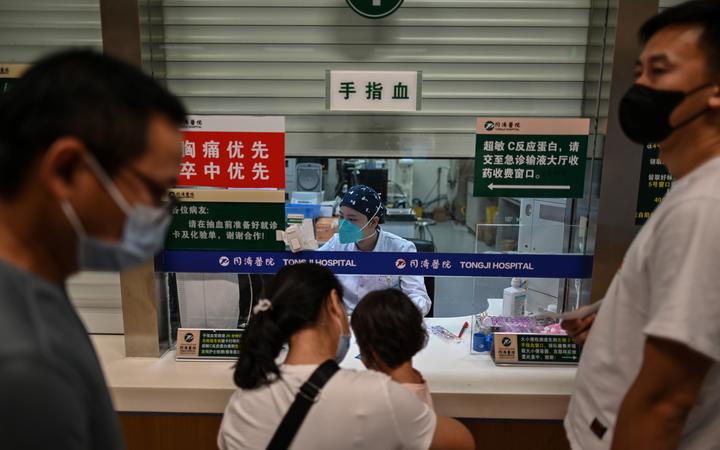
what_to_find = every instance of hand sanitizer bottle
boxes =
[502,277,527,316]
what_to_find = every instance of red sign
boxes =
[178,116,285,189]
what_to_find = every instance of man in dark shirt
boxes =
[0,50,186,449]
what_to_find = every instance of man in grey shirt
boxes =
[0,50,186,449]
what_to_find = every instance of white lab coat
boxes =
[319,229,432,316]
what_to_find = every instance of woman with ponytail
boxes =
[218,263,473,450]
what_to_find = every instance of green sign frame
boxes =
[517,334,579,364]
[346,0,404,19]
[166,201,285,252]
[176,328,242,360]
[474,134,588,198]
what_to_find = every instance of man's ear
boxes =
[39,137,88,201]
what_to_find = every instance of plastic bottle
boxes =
[502,277,527,317]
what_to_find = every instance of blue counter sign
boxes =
[347,0,404,19]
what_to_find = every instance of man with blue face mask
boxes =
[0,50,186,449]
[319,185,431,316]
[562,2,720,450]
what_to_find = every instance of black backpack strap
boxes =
[266,360,340,450]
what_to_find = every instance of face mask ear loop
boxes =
[83,153,133,216]
[355,204,381,244]
[672,105,712,131]
[667,81,719,133]
[60,200,87,237]
[685,80,716,97]
[359,204,381,233]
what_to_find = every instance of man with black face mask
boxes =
[0,51,186,449]
[562,2,720,450]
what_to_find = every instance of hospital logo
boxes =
[219,256,230,267]
[182,117,203,129]
[395,258,407,269]
[485,120,521,132]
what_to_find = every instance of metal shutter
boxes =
[0,0,122,334]
[144,0,595,158]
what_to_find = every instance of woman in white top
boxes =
[218,263,473,450]
[319,185,432,315]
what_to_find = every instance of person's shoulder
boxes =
[319,233,346,251]
[335,367,392,383]
[332,368,395,398]
[653,191,720,230]
[667,157,720,203]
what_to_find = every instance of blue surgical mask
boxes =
[61,155,172,271]
[335,333,351,364]
[337,206,380,244]
[334,317,351,364]
[338,219,365,244]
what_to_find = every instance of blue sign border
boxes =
[156,251,593,279]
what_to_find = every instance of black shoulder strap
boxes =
[266,360,340,450]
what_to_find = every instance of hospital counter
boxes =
[93,316,575,450]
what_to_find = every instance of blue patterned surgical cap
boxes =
[340,185,386,221]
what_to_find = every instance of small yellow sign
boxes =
[0,64,30,78]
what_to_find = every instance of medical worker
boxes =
[319,185,431,315]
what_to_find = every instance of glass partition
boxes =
[140,0,613,344]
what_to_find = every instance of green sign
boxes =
[635,143,671,225]
[177,328,242,360]
[166,202,285,251]
[517,334,579,363]
[346,0,404,19]
[493,332,580,365]
[474,134,588,198]
[197,329,241,358]
[474,118,590,198]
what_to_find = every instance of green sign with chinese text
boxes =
[166,188,286,252]
[166,202,284,251]
[517,334,579,363]
[474,118,590,198]
[176,328,242,360]
[635,143,671,225]
[493,332,580,365]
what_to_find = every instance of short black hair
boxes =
[0,49,186,198]
[639,0,720,76]
[351,289,427,370]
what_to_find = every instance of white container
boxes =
[502,278,527,317]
